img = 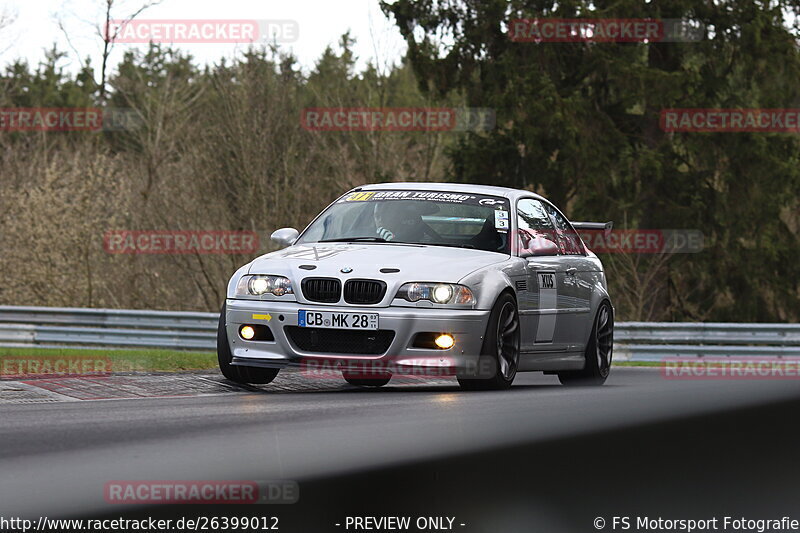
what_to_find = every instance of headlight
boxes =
[396,283,474,305]
[235,275,294,297]
[432,284,453,303]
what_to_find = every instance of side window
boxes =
[543,203,585,255]
[516,199,559,256]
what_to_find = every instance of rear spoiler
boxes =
[571,221,613,232]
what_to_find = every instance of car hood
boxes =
[248,243,508,284]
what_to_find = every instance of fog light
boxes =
[434,334,455,349]
[240,325,256,340]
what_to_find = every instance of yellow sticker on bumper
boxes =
[251,313,272,321]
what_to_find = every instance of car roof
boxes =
[356,182,546,202]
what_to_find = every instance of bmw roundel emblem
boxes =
[341,267,353,273]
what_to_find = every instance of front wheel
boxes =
[558,301,613,386]
[217,303,280,385]
[457,292,520,391]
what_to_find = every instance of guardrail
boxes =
[613,322,800,360]
[0,306,797,360]
[0,306,218,351]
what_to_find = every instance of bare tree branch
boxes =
[93,0,163,102]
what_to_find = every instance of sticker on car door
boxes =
[536,271,557,343]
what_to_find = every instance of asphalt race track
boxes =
[2,367,800,532]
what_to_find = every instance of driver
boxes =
[374,201,429,242]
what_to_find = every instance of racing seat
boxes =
[469,216,505,252]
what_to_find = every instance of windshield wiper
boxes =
[318,238,475,249]
[406,242,476,249]
[319,237,388,243]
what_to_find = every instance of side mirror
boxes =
[519,237,560,257]
[270,227,299,248]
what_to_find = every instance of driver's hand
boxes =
[377,227,395,241]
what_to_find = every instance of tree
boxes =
[382,0,800,321]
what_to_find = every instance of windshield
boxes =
[297,190,511,254]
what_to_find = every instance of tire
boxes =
[217,303,280,385]
[342,372,391,387]
[457,292,520,391]
[558,301,613,386]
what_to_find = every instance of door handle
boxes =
[566,267,577,276]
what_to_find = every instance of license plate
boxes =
[298,310,379,330]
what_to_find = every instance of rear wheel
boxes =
[342,372,391,387]
[217,303,280,385]
[558,301,613,386]
[457,292,520,391]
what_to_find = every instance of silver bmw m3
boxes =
[218,183,614,390]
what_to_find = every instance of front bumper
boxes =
[224,298,491,374]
